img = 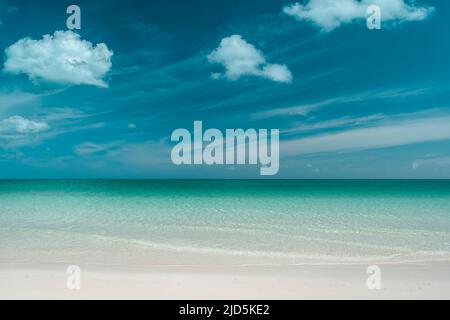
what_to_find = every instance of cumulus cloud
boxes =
[0,115,49,134]
[4,30,113,87]
[208,35,292,83]
[284,0,433,32]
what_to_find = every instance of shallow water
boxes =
[1,180,450,264]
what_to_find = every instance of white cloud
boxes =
[284,0,433,32]
[262,64,292,83]
[0,115,49,134]
[208,35,292,83]
[4,30,113,87]
[0,115,49,149]
[282,115,450,157]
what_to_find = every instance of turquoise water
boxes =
[1,180,450,265]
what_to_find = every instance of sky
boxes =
[0,0,449,179]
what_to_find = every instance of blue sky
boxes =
[0,0,449,178]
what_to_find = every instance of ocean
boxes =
[1,180,450,265]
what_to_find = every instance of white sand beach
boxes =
[1,260,449,300]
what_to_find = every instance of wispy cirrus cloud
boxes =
[282,114,386,135]
[0,91,41,117]
[252,86,433,120]
[4,31,113,87]
[208,35,292,83]
[74,141,122,157]
[0,106,105,149]
[282,113,450,157]
[284,0,434,32]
